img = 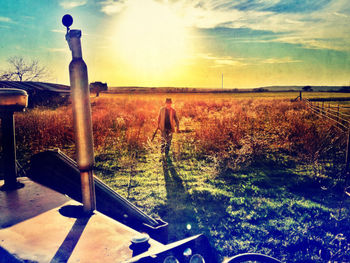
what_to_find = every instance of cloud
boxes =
[48,48,67,53]
[95,0,350,51]
[198,53,302,68]
[21,16,35,20]
[333,12,348,18]
[263,0,331,14]
[100,0,127,15]
[261,57,302,64]
[272,35,350,51]
[60,0,87,9]
[168,0,350,51]
[197,53,247,67]
[0,16,12,23]
[51,29,66,34]
[213,59,244,67]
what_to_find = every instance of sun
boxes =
[112,0,189,83]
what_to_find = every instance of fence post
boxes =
[346,127,350,174]
[337,104,340,127]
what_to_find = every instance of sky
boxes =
[1,0,350,88]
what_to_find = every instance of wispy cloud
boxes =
[96,0,350,51]
[100,0,127,15]
[21,15,35,20]
[198,53,302,68]
[262,0,330,14]
[60,0,87,9]
[273,35,350,51]
[51,29,66,34]
[261,57,302,64]
[168,0,350,51]
[47,48,66,53]
[0,16,12,23]
[197,53,247,67]
[333,12,348,18]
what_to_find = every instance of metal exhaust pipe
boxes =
[63,15,96,213]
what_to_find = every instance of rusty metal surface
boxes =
[0,178,70,228]
[0,177,163,262]
[28,150,168,243]
[0,88,28,111]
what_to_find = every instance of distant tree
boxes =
[253,88,268,92]
[89,81,108,97]
[302,85,313,92]
[339,86,350,93]
[0,56,50,82]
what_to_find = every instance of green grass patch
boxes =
[95,148,350,262]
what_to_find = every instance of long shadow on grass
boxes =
[160,157,232,249]
[163,158,186,198]
[161,157,199,242]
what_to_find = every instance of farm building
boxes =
[0,81,70,107]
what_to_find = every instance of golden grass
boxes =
[13,93,342,170]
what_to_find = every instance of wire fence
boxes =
[304,99,350,132]
[304,98,350,196]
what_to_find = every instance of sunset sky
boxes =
[1,0,350,88]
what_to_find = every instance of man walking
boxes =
[157,98,179,156]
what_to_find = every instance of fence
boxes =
[305,100,350,131]
[304,99,350,196]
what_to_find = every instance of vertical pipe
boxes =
[80,170,95,212]
[66,29,96,213]
[1,113,17,189]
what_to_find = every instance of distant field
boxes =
[100,91,350,100]
[12,92,350,262]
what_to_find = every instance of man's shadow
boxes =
[162,156,186,202]
[162,156,197,240]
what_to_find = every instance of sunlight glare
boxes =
[113,0,189,80]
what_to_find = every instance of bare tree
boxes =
[0,56,50,82]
